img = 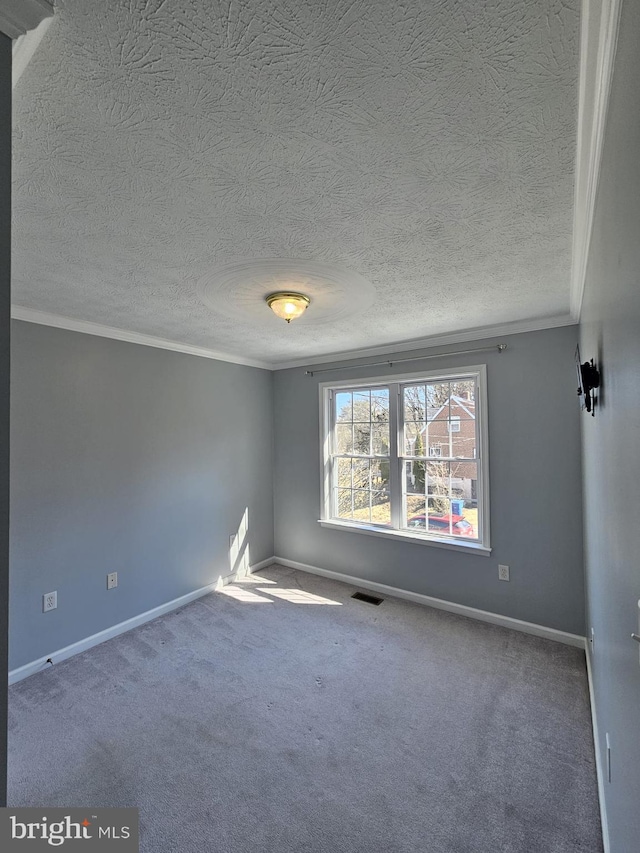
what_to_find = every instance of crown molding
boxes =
[270,314,577,371]
[570,0,623,321]
[12,306,577,373]
[12,14,52,87]
[0,0,53,40]
[11,306,272,370]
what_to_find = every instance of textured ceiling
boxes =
[12,0,579,366]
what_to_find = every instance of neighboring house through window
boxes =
[319,366,490,553]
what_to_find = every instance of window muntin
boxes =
[323,368,488,550]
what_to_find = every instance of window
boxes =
[319,366,490,554]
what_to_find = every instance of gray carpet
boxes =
[8,565,602,852]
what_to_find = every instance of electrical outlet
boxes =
[590,627,595,653]
[43,591,57,612]
[107,572,118,590]
[498,564,510,582]
[606,732,611,782]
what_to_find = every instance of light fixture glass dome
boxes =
[265,291,310,323]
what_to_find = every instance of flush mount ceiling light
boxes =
[198,259,375,327]
[265,291,311,323]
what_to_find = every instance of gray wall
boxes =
[579,0,640,848]
[274,326,585,635]
[0,32,11,808]
[9,321,274,670]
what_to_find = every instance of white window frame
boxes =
[318,365,491,556]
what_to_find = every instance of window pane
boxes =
[404,385,426,421]
[336,489,353,518]
[352,458,370,489]
[425,421,448,457]
[371,491,391,525]
[405,497,426,528]
[427,382,451,420]
[450,461,478,508]
[426,460,450,497]
[353,422,371,454]
[335,424,353,454]
[426,495,450,518]
[427,496,452,516]
[426,500,454,534]
[372,422,390,455]
[404,422,426,456]
[405,460,425,496]
[450,380,475,409]
[370,459,390,491]
[352,489,370,514]
[352,390,370,421]
[336,458,353,488]
[450,424,476,459]
[335,391,352,422]
[371,388,390,422]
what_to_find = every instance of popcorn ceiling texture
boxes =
[12,0,579,365]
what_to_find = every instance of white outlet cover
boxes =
[43,591,57,612]
[107,572,118,589]
[498,565,510,581]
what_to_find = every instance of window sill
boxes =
[318,519,491,556]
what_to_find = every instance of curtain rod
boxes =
[304,343,507,376]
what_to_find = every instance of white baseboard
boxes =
[262,556,586,648]
[9,581,220,685]
[585,646,610,852]
[10,553,586,686]
[244,556,276,574]
[218,555,276,587]
[9,555,281,685]
[9,554,279,685]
